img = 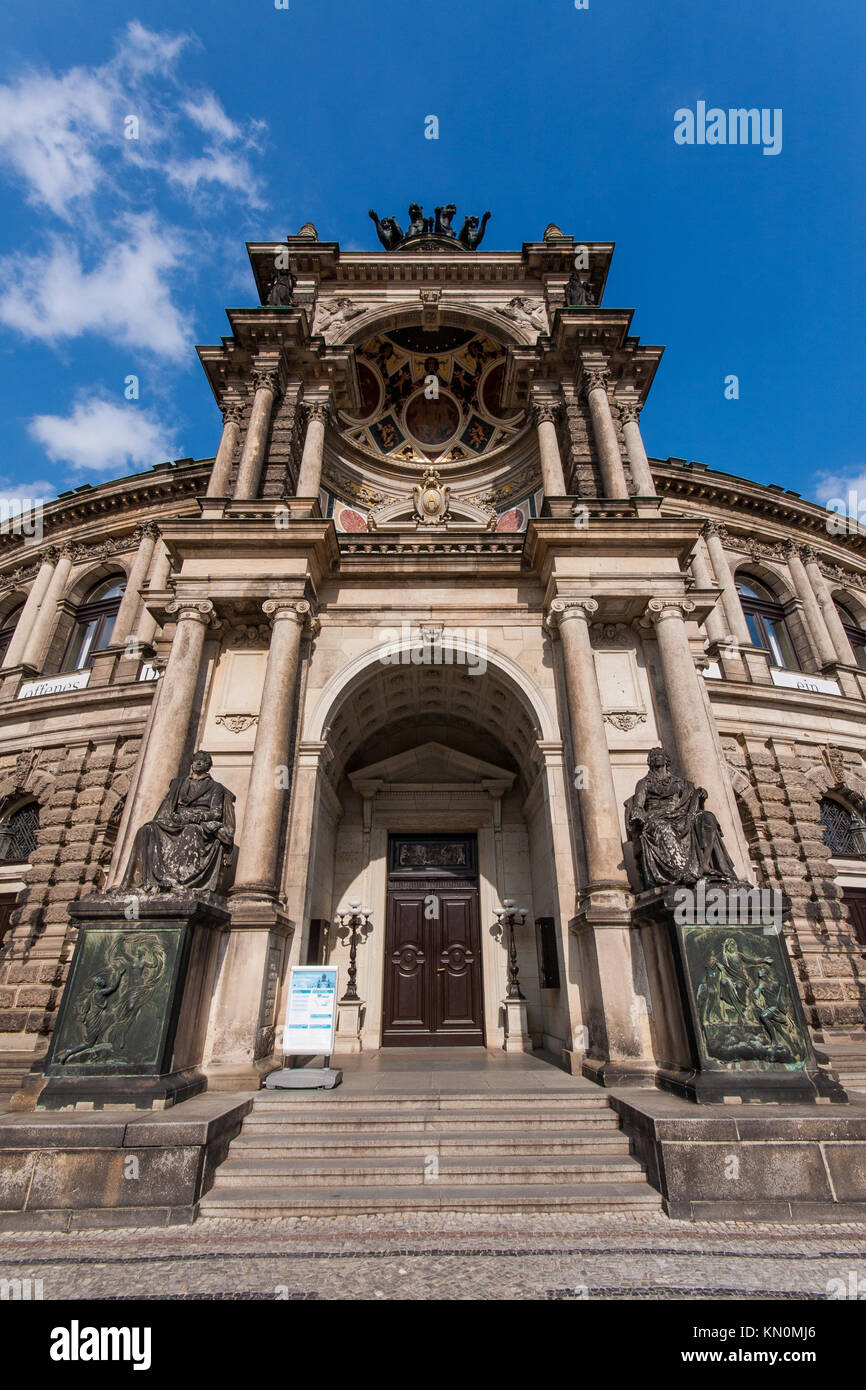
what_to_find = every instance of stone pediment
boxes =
[349,741,515,796]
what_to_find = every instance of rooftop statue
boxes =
[369,209,404,251]
[565,270,595,306]
[626,746,739,890]
[458,211,491,250]
[368,204,491,251]
[434,203,457,238]
[121,750,235,897]
[265,268,296,307]
[404,202,432,240]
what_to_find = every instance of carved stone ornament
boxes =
[413,468,451,527]
[604,711,647,732]
[215,714,259,734]
[313,297,365,336]
[618,401,641,425]
[821,744,846,786]
[496,297,549,335]
[227,625,270,649]
[583,368,610,396]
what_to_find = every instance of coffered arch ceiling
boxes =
[338,323,528,469]
[322,659,544,794]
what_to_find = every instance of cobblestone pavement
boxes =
[2,1211,865,1300]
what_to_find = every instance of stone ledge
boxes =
[612,1089,866,1223]
[0,1092,253,1228]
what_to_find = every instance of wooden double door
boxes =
[382,835,484,1046]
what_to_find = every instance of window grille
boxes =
[819,798,866,857]
[0,802,39,863]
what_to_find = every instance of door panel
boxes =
[383,883,484,1046]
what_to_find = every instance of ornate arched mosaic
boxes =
[340,326,526,465]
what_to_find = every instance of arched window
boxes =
[736,576,796,669]
[61,576,126,673]
[0,800,39,864]
[0,602,24,663]
[834,601,866,672]
[819,796,866,858]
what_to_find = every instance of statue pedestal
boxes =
[502,998,534,1053]
[633,888,843,1104]
[39,894,230,1110]
[334,998,364,1054]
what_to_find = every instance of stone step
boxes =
[241,1108,620,1135]
[251,1090,608,1112]
[229,1128,631,1158]
[199,1181,661,1217]
[210,1152,646,1188]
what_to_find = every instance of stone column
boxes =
[234,369,279,500]
[547,599,655,1084]
[786,542,839,670]
[207,402,244,498]
[646,597,748,878]
[689,538,727,648]
[295,403,330,500]
[547,599,628,893]
[119,599,216,849]
[802,549,858,666]
[232,599,311,899]
[111,524,158,648]
[134,541,171,651]
[583,365,629,499]
[532,402,567,498]
[703,523,753,649]
[1,555,55,669]
[19,546,73,671]
[617,400,657,497]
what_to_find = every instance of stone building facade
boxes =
[1,215,865,1103]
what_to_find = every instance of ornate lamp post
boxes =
[494,899,528,1000]
[335,900,372,1003]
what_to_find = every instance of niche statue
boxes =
[266,269,296,307]
[565,270,595,306]
[626,747,739,890]
[121,750,235,896]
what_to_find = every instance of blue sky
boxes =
[0,0,862,512]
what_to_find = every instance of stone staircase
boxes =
[822,1037,866,1097]
[199,1084,659,1217]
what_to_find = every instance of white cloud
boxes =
[28,397,178,474]
[0,68,115,217]
[182,93,240,143]
[812,467,866,508]
[0,477,58,510]
[0,21,264,218]
[0,214,191,359]
[166,146,263,202]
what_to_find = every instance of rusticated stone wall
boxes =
[0,737,139,1046]
[723,734,866,1035]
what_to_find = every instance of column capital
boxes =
[783,537,807,562]
[165,598,217,627]
[221,400,245,425]
[702,520,728,543]
[531,400,561,428]
[582,365,610,396]
[644,596,696,626]
[251,367,280,396]
[800,543,819,566]
[262,597,317,632]
[133,521,160,544]
[303,399,333,427]
[545,597,599,634]
[618,400,642,425]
